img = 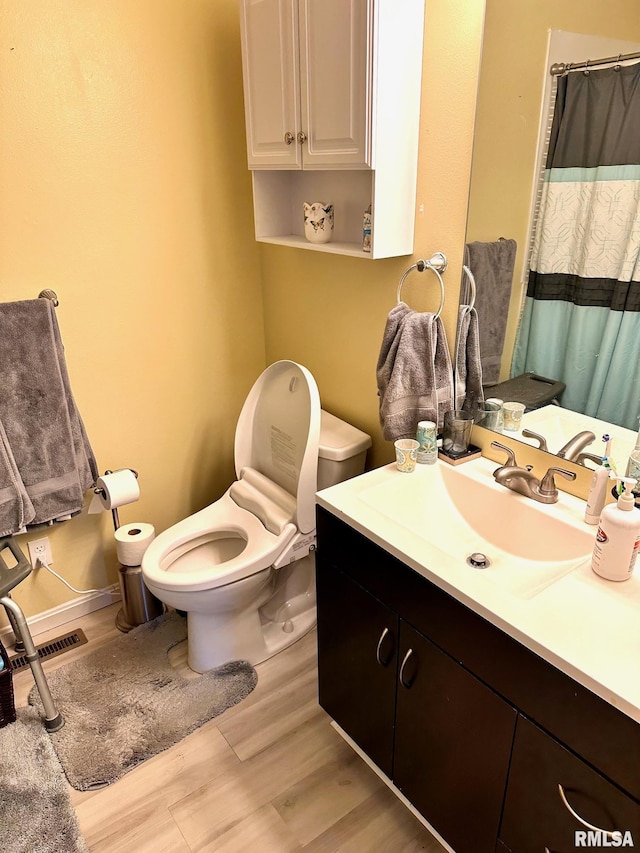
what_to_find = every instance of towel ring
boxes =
[461,265,477,312]
[396,252,447,318]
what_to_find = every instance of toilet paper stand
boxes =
[93,468,139,531]
[95,469,163,633]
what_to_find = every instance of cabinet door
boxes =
[239,0,302,169]
[298,0,372,168]
[316,558,398,777]
[500,716,640,853]
[394,620,517,853]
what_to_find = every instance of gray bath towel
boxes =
[455,306,484,411]
[377,303,453,441]
[0,299,98,531]
[0,419,35,536]
[464,238,517,385]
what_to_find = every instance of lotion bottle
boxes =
[591,477,640,581]
[584,465,610,525]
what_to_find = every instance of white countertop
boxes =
[316,458,640,725]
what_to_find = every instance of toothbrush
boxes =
[601,434,618,475]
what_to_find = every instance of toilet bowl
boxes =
[142,360,371,672]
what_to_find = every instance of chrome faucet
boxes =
[493,464,576,504]
[556,430,596,462]
[491,441,576,503]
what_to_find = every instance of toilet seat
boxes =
[142,489,297,593]
[142,360,321,597]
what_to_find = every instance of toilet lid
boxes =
[234,361,321,534]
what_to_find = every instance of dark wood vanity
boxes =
[316,506,640,852]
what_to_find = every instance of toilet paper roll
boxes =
[115,522,155,566]
[89,469,140,513]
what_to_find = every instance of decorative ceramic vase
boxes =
[303,202,334,244]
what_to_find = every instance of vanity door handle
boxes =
[399,648,415,689]
[557,783,623,841]
[375,627,394,667]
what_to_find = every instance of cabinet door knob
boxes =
[375,627,394,667]
[399,648,415,689]
[297,130,307,145]
[284,132,295,145]
[557,784,623,841]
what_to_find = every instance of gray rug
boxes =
[0,706,88,853]
[29,611,258,791]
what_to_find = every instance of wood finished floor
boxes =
[12,603,446,852]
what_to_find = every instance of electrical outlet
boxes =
[28,537,53,567]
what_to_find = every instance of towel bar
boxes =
[397,252,447,317]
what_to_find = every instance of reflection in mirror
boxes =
[460,0,640,460]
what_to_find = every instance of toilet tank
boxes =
[318,410,372,491]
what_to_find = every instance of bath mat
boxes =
[0,706,88,853]
[29,611,258,791]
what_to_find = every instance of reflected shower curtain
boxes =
[512,62,640,430]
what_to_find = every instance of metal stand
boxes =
[0,536,63,732]
[1,596,63,732]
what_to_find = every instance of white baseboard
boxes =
[0,585,121,645]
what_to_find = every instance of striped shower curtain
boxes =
[512,61,640,430]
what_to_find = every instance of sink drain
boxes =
[467,552,491,569]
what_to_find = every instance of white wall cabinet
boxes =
[238,0,425,259]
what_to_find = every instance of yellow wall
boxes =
[467,0,640,380]
[0,0,266,619]
[0,0,484,621]
[263,0,485,470]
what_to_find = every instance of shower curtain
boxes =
[512,61,640,430]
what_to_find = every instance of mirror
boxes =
[463,0,640,464]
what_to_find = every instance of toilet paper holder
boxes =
[94,468,139,531]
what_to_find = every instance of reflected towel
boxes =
[0,299,98,532]
[377,303,453,441]
[464,238,517,385]
[455,306,484,411]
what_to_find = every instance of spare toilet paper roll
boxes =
[89,469,140,513]
[114,522,156,566]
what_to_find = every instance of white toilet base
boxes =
[184,554,317,673]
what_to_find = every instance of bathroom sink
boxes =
[359,458,594,599]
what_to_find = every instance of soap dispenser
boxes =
[591,477,640,581]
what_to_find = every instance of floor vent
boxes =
[9,629,88,672]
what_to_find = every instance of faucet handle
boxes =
[491,441,518,472]
[521,429,549,452]
[539,466,577,497]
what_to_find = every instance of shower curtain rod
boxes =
[550,49,640,76]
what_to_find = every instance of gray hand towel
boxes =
[464,238,517,385]
[377,304,453,441]
[0,299,98,531]
[455,306,484,411]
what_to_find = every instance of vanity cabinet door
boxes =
[500,716,640,853]
[316,557,398,777]
[393,620,517,853]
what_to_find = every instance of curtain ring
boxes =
[615,54,622,71]
[583,59,590,76]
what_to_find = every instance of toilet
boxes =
[141,360,371,672]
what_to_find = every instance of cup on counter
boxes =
[503,401,526,432]
[442,410,474,455]
[394,439,419,472]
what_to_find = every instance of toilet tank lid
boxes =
[319,410,372,462]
